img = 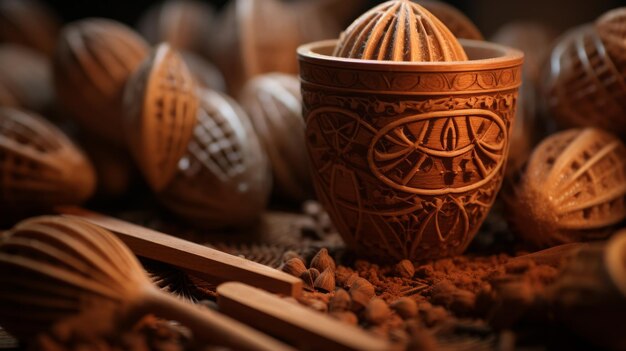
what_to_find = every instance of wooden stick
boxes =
[508,243,587,267]
[140,286,296,351]
[217,282,392,351]
[57,206,302,297]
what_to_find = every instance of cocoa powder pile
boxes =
[288,248,565,350]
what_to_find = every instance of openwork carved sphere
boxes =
[542,15,626,136]
[53,18,149,145]
[596,7,626,77]
[124,43,198,192]
[0,108,95,217]
[160,89,271,229]
[509,128,626,248]
[333,0,467,61]
[416,0,483,40]
[239,73,312,202]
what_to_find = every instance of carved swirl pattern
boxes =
[300,62,521,95]
[303,86,517,261]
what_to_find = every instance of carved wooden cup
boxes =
[299,40,523,261]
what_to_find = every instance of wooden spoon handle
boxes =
[57,206,302,296]
[140,286,296,351]
[217,282,392,351]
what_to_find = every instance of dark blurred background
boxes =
[44,0,624,37]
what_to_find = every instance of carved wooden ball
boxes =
[416,0,483,40]
[0,216,149,338]
[0,45,53,113]
[509,128,626,248]
[160,89,271,229]
[239,73,312,202]
[0,108,96,216]
[53,18,149,145]
[123,43,198,192]
[541,21,626,136]
[0,0,60,57]
[137,0,214,55]
[209,0,342,94]
[596,7,626,76]
[333,0,467,61]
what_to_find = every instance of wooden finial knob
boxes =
[333,0,468,62]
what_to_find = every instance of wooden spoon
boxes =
[0,216,295,351]
[56,206,302,296]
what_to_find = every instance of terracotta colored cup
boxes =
[298,39,523,261]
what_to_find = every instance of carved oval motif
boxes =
[368,109,507,195]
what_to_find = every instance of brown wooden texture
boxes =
[124,43,198,191]
[333,0,468,61]
[239,73,313,202]
[509,128,626,248]
[217,282,392,351]
[0,108,95,216]
[159,88,271,229]
[58,206,302,297]
[299,39,523,261]
[53,18,149,145]
[0,216,296,351]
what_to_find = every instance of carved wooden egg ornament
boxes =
[542,8,626,136]
[0,0,60,57]
[160,89,271,229]
[333,0,468,61]
[0,45,53,114]
[137,0,214,55]
[508,128,626,248]
[415,0,483,40]
[239,73,312,202]
[210,0,343,94]
[123,43,198,192]
[53,18,149,145]
[300,0,523,261]
[0,108,95,217]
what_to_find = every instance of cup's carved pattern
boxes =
[300,63,521,94]
[368,108,506,194]
[300,41,522,261]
